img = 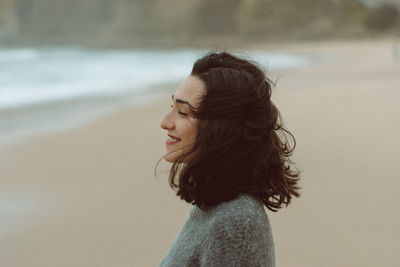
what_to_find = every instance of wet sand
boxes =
[1,39,400,266]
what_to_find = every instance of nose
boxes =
[160,110,174,130]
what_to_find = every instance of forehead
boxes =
[173,75,205,107]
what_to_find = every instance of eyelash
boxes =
[170,104,188,116]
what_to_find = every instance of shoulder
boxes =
[212,194,268,221]
[189,193,273,240]
[198,194,275,266]
[209,194,271,231]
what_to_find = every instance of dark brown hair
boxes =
[163,51,300,211]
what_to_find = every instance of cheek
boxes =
[181,121,198,144]
[187,128,197,143]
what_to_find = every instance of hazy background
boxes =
[1,1,400,267]
[1,0,399,48]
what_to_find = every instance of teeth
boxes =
[168,136,178,142]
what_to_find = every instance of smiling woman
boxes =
[157,51,300,267]
[160,76,205,163]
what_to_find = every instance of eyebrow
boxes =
[172,94,194,108]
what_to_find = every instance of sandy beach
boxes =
[1,39,400,266]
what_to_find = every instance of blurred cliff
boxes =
[0,0,399,48]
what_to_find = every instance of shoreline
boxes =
[1,39,400,267]
[0,82,176,150]
[0,48,309,150]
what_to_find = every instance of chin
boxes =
[164,156,176,163]
[164,147,193,163]
[164,151,180,163]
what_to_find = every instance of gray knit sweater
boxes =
[159,194,275,267]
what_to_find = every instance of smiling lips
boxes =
[166,134,181,145]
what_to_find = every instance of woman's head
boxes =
[160,51,300,211]
[160,75,205,162]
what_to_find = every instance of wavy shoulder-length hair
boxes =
[161,51,300,211]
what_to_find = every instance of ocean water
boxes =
[0,47,308,147]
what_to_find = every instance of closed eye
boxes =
[170,104,188,116]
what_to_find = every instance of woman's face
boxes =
[160,75,206,162]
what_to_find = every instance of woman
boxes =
[159,52,300,267]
